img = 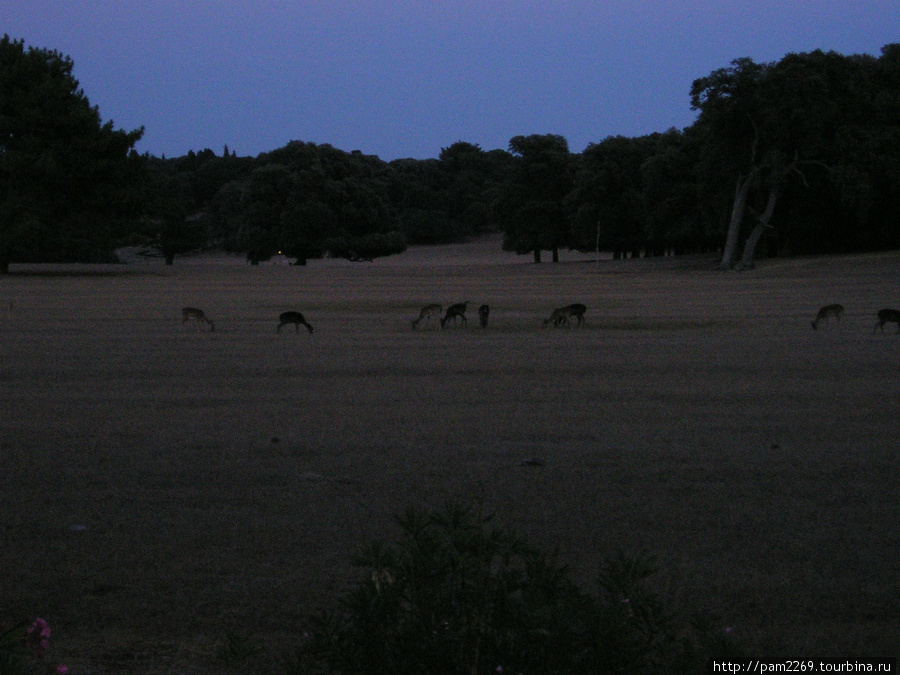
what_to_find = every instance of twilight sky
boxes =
[4,1,899,160]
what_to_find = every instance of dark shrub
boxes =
[288,502,742,674]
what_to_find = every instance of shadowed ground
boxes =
[1,241,898,671]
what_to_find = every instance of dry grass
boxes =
[1,240,899,672]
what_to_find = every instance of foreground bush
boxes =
[288,502,740,674]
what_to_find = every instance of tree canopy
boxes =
[495,134,574,262]
[168,45,899,267]
[3,36,898,269]
[204,141,406,264]
[690,46,900,268]
[0,35,144,272]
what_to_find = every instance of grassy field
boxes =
[1,240,898,672]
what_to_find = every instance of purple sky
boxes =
[5,1,899,160]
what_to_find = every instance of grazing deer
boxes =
[478,304,490,329]
[181,307,215,332]
[873,308,900,333]
[411,304,442,330]
[811,303,844,330]
[277,311,314,334]
[543,303,587,328]
[441,301,469,328]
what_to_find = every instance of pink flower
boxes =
[52,665,69,675]
[29,618,50,639]
[25,618,51,656]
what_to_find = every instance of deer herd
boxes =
[408,301,585,331]
[177,302,900,335]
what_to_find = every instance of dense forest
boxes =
[2,35,899,272]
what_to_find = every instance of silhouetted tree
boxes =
[0,35,144,272]
[496,134,573,262]
[689,47,900,269]
[569,134,672,259]
[203,141,404,263]
[389,158,458,244]
[133,158,206,264]
[439,141,506,236]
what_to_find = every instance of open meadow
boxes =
[1,239,899,672]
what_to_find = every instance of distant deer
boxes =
[181,307,215,332]
[478,304,490,329]
[411,304,442,330]
[277,311,314,334]
[873,308,900,333]
[811,304,844,330]
[543,304,586,328]
[441,301,469,328]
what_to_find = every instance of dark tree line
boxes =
[2,34,899,271]
[128,140,510,265]
[0,35,144,273]
[691,45,900,269]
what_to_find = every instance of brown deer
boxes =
[478,304,490,329]
[441,301,469,328]
[411,304,442,330]
[873,308,900,333]
[277,311,314,334]
[181,307,215,332]
[811,304,844,330]
[543,303,586,328]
